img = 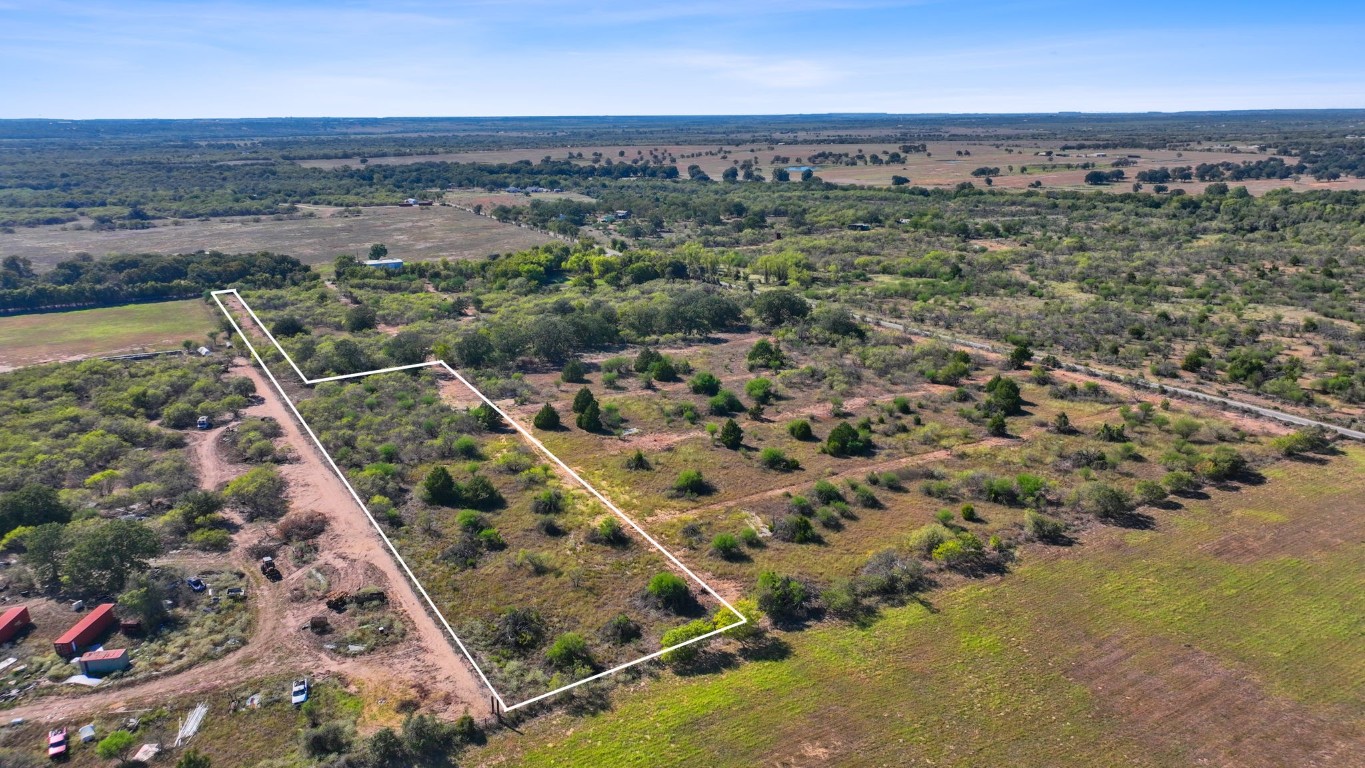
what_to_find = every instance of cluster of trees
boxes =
[0,251,314,312]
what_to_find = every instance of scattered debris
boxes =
[174,702,208,747]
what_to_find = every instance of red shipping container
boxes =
[0,605,30,644]
[54,603,116,658]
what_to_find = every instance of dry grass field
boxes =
[0,204,558,271]
[297,142,1365,196]
[469,443,1365,767]
[0,299,217,370]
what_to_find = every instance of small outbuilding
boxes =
[78,648,130,676]
[363,258,404,270]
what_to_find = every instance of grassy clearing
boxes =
[0,299,217,369]
[3,204,557,270]
[471,448,1365,767]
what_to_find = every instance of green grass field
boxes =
[470,447,1365,767]
[0,300,217,369]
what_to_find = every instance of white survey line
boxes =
[212,289,745,713]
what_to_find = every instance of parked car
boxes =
[196,416,212,430]
[291,678,310,706]
[187,577,207,593]
[48,727,68,758]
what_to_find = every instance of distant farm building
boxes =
[363,258,404,270]
[78,648,130,676]
[54,603,116,658]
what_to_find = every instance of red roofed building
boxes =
[54,603,116,658]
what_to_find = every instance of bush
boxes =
[711,532,742,559]
[277,510,328,542]
[787,419,814,440]
[660,619,714,664]
[271,315,308,338]
[815,507,842,529]
[1269,427,1332,457]
[673,469,709,495]
[932,532,985,570]
[858,549,924,597]
[576,400,603,432]
[755,571,808,622]
[301,722,351,757]
[1163,470,1197,493]
[745,377,775,404]
[571,387,596,414]
[708,390,744,415]
[1075,481,1132,519]
[1024,510,1068,542]
[757,447,798,471]
[532,403,560,430]
[906,523,955,557]
[561,359,587,383]
[1134,480,1168,505]
[960,504,978,522]
[824,421,871,456]
[188,528,231,551]
[739,526,763,547]
[812,479,843,504]
[688,372,721,396]
[492,607,545,651]
[96,730,137,760]
[546,632,593,670]
[771,514,818,543]
[601,613,642,644]
[647,572,691,612]
[624,449,651,471]
[593,516,627,546]
[718,418,744,449]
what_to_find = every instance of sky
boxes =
[2,0,1363,119]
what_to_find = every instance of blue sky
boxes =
[2,0,1363,118]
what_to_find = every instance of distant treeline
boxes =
[0,251,315,313]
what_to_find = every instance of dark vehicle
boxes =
[187,577,207,592]
[196,416,212,430]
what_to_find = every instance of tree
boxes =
[18,523,65,588]
[0,484,71,537]
[96,730,136,760]
[751,289,810,326]
[1008,342,1033,369]
[421,466,459,506]
[369,243,389,259]
[270,315,308,337]
[571,386,597,414]
[344,305,378,332]
[118,574,168,630]
[384,331,427,366]
[533,403,560,430]
[718,418,743,449]
[1084,170,1110,185]
[984,375,1023,415]
[224,466,289,521]
[561,359,587,383]
[647,572,691,612]
[576,400,603,432]
[63,520,161,595]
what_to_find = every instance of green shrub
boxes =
[532,403,560,430]
[787,419,814,440]
[601,613,642,644]
[708,390,743,415]
[561,359,587,383]
[907,523,955,557]
[673,469,708,495]
[739,527,763,547]
[745,377,775,404]
[771,514,817,543]
[711,533,742,559]
[757,447,798,471]
[718,418,744,449]
[824,421,871,456]
[647,572,691,612]
[1024,510,1068,542]
[755,571,807,622]
[688,372,721,396]
[545,632,593,670]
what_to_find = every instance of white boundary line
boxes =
[211,289,745,713]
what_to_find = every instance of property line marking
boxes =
[211,289,745,712]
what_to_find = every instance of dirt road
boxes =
[6,359,487,723]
